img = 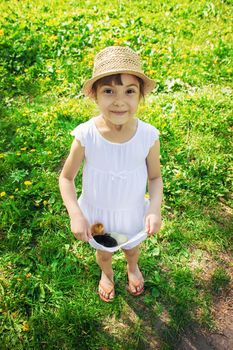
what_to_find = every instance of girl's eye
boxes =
[103,88,113,94]
[127,89,136,94]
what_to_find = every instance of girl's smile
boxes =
[110,111,127,116]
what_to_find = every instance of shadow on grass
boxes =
[124,277,232,350]
[120,201,232,350]
[124,278,214,350]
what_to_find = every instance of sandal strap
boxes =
[99,282,114,294]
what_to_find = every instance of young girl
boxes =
[59,46,163,302]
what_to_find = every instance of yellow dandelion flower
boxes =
[20,147,27,151]
[26,273,32,278]
[1,192,6,197]
[16,277,22,281]
[43,200,48,206]
[30,149,36,152]
[15,188,19,192]
[0,29,4,35]
[9,195,14,199]
[24,181,32,186]
[50,35,57,41]
[47,151,52,155]
[114,39,123,45]
[22,321,30,332]
[175,172,181,178]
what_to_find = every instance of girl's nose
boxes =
[113,98,124,106]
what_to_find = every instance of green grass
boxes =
[0,0,232,349]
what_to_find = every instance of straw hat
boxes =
[82,46,155,98]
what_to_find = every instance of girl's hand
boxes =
[70,215,92,242]
[144,212,162,236]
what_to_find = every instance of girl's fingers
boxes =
[75,232,88,241]
[83,227,92,242]
[87,227,92,240]
[145,214,162,235]
[145,218,150,234]
[147,221,156,235]
[82,229,88,241]
[74,232,80,240]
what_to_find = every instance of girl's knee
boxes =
[123,245,140,258]
[96,250,113,262]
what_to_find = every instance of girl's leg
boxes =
[96,250,114,301]
[123,245,144,294]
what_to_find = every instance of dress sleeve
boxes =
[149,125,160,148]
[71,124,85,147]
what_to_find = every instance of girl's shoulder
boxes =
[71,118,94,147]
[137,119,160,151]
[139,119,160,139]
[71,118,93,133]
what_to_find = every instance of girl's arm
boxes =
[59,139,92,241]
[145,140,163,235]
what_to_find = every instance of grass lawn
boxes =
[0,0,232,349]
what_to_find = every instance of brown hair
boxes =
[91,74,145,98]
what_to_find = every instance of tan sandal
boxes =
[126,280,144,296]
[98,282,115,302]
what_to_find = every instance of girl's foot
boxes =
[98,272,115,302]
[126,264,144,296]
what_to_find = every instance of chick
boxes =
[91,223,118,247]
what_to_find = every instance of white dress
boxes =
[71,116,159,251]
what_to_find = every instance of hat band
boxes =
[93,57,142,77]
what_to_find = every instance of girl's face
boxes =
[95,74,141,127]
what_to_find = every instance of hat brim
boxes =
[82,69,155,99]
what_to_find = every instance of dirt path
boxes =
[179,269,233,350]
